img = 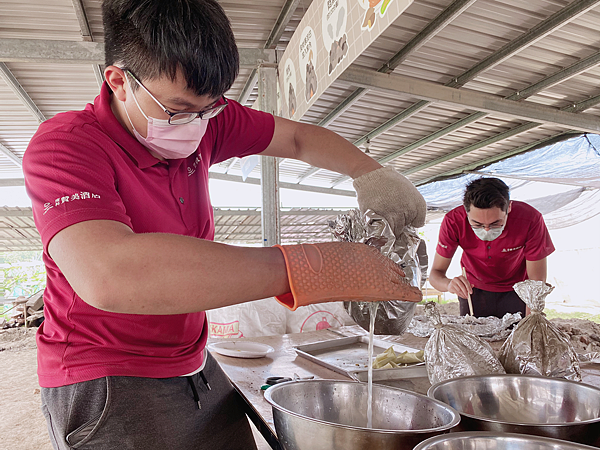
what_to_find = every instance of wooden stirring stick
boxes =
[462,267,474,316]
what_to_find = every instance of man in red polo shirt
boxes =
[23,1,425,449]
[429,178,554,318]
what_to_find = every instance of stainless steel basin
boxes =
[414,432,599,450]
[428,374,600,446]
[263,379,460,450]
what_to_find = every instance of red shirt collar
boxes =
[94,82,163,169]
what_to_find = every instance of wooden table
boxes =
[209,325,600,450]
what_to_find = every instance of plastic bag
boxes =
[207,298,353,338]
[498,280,581,381]
[285,303,355,334]
[329,209,427,335]
[424,302,506,385]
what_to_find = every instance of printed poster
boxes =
[278,0,413,120]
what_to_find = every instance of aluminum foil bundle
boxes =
[407,311,522,341]
[328,209,427,335]
[424,302,506,385]
[498,280,582,382]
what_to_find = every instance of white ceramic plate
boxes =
[208,341,275,359]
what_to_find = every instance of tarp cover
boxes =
[418,134,600,229]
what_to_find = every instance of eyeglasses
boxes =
[468,216,507,230]
[125,70,228,124]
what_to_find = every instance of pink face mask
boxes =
[123,80,208,160]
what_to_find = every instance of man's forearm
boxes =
[428,269,451,292]
[294,123,381,178]
[75,232,290,315]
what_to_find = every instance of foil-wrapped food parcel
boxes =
[408,311,522,341]
[499,280,582,382]
[328,209,427,335]
[424,302,506,385]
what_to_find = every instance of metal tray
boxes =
[295,335,428,382]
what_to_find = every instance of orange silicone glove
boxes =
[274,242,422,311]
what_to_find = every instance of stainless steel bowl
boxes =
[413,432,600,450]
[263,379,460,450]
[428,374,600,446]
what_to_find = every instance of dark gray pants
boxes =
[41,351,258,450]
[458,287,526,318]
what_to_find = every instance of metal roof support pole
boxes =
[258,65,281,246]
[70,0,104,88]
[0,142,23,167]
[237,0,301,105]
[209,172,355,197]
[0,62,46,124]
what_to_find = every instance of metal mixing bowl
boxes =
[263,379,460,450]
[413,432,600,450]
[428,374,600,446]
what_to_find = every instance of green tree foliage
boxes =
[0,251,46,298]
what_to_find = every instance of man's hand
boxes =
[353,166,427,236]
[275,242,423,311]
[447,275,473,299]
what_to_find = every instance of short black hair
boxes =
[463,178,510,212]
[102,0,239,98]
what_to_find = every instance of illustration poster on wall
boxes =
[283,58,297,118]
[322,0,348,75]
[278,0,412,120]
[276,78,283,117]
[360,0,395,30]
[298,26,318,103]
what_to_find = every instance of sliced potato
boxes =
[372,346,424,368]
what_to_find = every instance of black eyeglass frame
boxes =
[125,70,228,125]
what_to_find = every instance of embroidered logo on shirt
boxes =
[502,245,523,253]
[187,155,201,177]
[43,192,101,215]
[438,243,448,249]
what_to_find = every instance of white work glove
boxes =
[353,166,427,236]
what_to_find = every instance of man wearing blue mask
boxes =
[429,178,554,318]
[23,1,426,449]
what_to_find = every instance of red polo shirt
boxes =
[436,201,555,292]
[23,83,275,387]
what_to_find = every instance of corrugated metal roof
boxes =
[0,206,41,251]
[1,0,599,247]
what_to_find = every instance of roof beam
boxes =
[217,224,334,229]
[413,93,600,185]
[298,0,598,184]
[298,0,477,183]
[338,67,600,133]
[71,0,104,87]
[339,67,600,133]
[0,62,46,124]
[209,172,356,197]
[214,208,351,216]
[237,0,301,105]
[0,39,278,67]
[223,158,238,174]
[0,178,24,187]
[0,143,23,167]
[329,47,600,186]
[349,0,600,147]
[317,0,477,129]
[0,208,31,217]
[373,49,600,167]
